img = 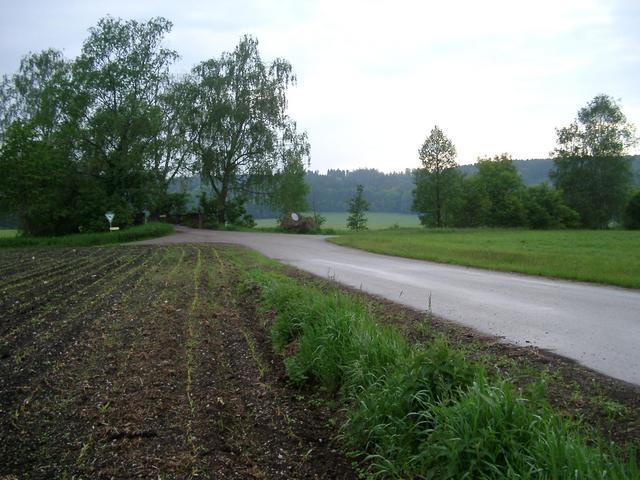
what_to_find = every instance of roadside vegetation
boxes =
[330,228,640,288]
[244,257,640,479]
[0,222,173,248]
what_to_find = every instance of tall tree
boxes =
[551,94,637,228]
[184,35,309,225]
[72,16,179,227]
[346,184,369,231]
[412,126,458,227]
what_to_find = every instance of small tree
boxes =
[347,184,368,231]
[412,126,458,227]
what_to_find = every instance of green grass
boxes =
[0,229,18,238]
[0,222,173,248]
[244,267,638,479]
[330,228,640,288]
[254,212,420,230]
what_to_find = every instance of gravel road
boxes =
[139,227,640,386]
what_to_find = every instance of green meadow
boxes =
[330,228,640,288]
[255,212,420,230]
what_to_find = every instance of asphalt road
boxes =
[139,227,640,386]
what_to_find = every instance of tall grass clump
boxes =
[247,269,638,479]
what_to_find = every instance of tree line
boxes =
[0,17,309,236]
[413,95,640,229]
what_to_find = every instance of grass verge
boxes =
[244,267,638,478]
[330,228,640,288]
[0,222,173,248]
[0,229,17,238]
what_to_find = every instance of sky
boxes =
[1,0,639,172]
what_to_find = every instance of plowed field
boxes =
[0,245,355,479]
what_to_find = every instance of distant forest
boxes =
[260,156,640,217]
[168,156,640,219]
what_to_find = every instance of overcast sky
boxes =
[1,0,639,172]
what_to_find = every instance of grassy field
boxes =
[1,243,638,477]
[0,222,173,248]
[255,211,420,230]
[331,228,640,288]
[0,229,17,238]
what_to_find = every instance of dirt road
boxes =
[140,227,640,386]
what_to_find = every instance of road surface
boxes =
[139,227,640,386]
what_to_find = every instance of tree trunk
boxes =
[216,180,228,226]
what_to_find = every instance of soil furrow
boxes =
[0,248,149,344]
[0,245,357,479]
[0,248,156,402]
[0,247,103,293]
[0,248,135,325]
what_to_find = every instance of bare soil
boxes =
[0,245,356,479]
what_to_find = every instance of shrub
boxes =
[624,190,640,229]
[279,214,320,233]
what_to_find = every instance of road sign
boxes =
[105,211,115,230]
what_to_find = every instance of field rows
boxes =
[0,245,354,479]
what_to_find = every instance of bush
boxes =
[279,214,320,233]
[524,184,580,229]
[624,190,640,229]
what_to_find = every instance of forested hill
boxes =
[173,156,640,217]
[299,156,640,214]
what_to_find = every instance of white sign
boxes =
[105,211,115,230]
[291,212,299,222]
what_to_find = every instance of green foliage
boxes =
[0,222,172,248]
[524,184,580,229]
[249,268,638,479]
[474,154,527,227]
[413,167,462,227]
[183,36,309,225]
[271,142,310,219]
[551,95,637,228]
[624,190,640,229]
[413,126,459,227]
[0,17,184,236]
[451,175,490,227]
[347,184,369,231]
[197,191,255,228]
[0,121,79,235]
